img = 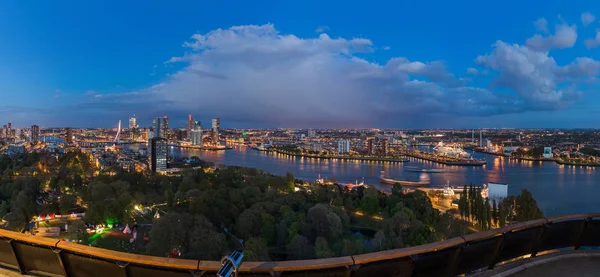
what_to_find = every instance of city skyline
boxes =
[2,1,600,128]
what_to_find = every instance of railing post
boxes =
[5,238,25,274]
[444,245,463,277]
[51,246,70,277]
[115,261,130,277]
[530,226,546,257]
[487,234,505,270]
[574,217,591,250]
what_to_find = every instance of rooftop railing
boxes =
[0,213,598,277]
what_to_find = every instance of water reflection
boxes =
[131,144,599,217]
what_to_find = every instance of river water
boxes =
[124,144,599,217]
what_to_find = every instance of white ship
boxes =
[433,142,471,158]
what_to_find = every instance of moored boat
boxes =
[380,171,430,186]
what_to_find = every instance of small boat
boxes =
[404,166,445,173]
[380,171,430,186]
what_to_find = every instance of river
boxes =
[124,144,599,217]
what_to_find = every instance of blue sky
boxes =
[1,0,600,128]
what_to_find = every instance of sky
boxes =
[2,0,600,129]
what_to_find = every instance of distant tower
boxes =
[114,120,121,143]
[30,125,39,143]
[65,128,73,144]
[186,114,194,141]
[472,130,474,144]
[212,118,220,145]
[153,117,168,139]
[129,115,137,129]
[479,130,483,147]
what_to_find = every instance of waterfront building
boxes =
[186,114,194,140]
[148,137,168,172]
[367,138,374,154]
[212,118,220,145]
[30,125,39,143]
[128,115,137,129]
[191,121,202,146]
[338,140,350,154]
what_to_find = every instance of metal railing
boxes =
[0,213,598,277]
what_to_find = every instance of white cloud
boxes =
[534,18,549,33]
[73,23,599,127]
[581,12,595,26]
[476,41,599,108]
[584,31,600,48]
[315,26,329,33]
[526,23,577,52]
[383,46,391,50]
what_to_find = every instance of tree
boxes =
[515,189,544,222]
[492,199,498,228]
[67,220,88,242]
[59,194,77,214]
[315,237,334,258]
[147,213,228,260]
[360,189,381,215]
[483,198,491,230]
[244,237,270,261]
[0,201,8,218]
[372,230,386,252]
[307,204,342,241]
[164,188,174,207]
[391,183,403,197]
[285,172,295,192]
[5,209,28,232]
[286,235,314,260]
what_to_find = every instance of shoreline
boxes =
[267,149,411,163]
[269,149,486,166]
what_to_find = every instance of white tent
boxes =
[123,224,131,234]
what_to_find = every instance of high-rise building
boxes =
[153,117,168,138]
[338,140,350,154]
[191,121,202,146]
[30,125,39,143]
[212,118,220,145]
[148,137,168,172]
[162,116,169,139]
[186,114,194,140]
[129,115,137,129]
[6,123,12,139]
[64,128,73,144]
[479,130,483,148]
[308,129,317,138]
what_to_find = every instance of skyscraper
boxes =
[186,114,194,140]
[162,116,169,139]
[65,128,73,144]
[129,115,137,129]
[212,118,220,145]
[153,117,168,138]
[148,137,168,172]
[308,129,317,138]
[191,121,202,146]
[30,125,39,143]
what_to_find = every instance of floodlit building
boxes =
[191,121,202,146]
[148,137,168,172]
[338,140,350,154]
